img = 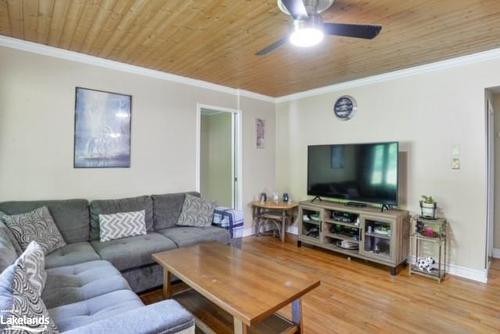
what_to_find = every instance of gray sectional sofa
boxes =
[0,191,230,333]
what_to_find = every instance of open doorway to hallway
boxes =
[485,88,500,268]
[196,105,241,209]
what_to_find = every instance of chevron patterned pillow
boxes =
[98,210,147,242]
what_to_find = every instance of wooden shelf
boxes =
[323,232,359,243]
[321,242,359,257]
[299,235,321,245]
[323,219,360,229]
[365,232,391,240]
[174,289,298,334]
[302,219,321,226]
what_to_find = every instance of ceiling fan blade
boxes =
[255,37,288,56]
[281,0,308,18]
[323,23,382,39]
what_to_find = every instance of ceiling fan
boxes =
[256,0,382,56]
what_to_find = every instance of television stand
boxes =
[298,200,410,276]
[345,201,367,208]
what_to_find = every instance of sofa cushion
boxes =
[152,192,200,230]
[3,206,66,254]
[90,196,153,241]
[62,299,194,334]
[120,264,164,294]
[158,226,230,248]
[99,210,147,242]
[43,260,130,309]
[177,194,216,227]
[0,220,18,273]
[0,199,90,244]
[91,233,177,272]
[0,261,59,333]
[45,242,100,269]
[49,289,143,332]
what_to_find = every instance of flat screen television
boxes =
[307,142,399,206]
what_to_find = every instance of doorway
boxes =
[196,104,242,209]
[485,88,500,267]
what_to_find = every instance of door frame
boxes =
[196,103,243,210]
[485,93,495,266]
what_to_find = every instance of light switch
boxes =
[452,145,460,156]
[452,158,461,170]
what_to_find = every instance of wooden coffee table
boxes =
[153,242,320,334]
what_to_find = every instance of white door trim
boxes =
[196,103,243,210]
[485,94,495,266]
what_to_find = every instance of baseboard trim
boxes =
[493,248,500,259]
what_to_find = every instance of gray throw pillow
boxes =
[0,221,18,274]
[0,211,23,255]
[99,210,147,242]
[177,194,216,227]
[0,259,58,333]
[3,207,66,255]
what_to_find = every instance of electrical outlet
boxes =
[451,158,461,170]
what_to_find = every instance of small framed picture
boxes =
[256,118,265,149]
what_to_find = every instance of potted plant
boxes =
[420,195,437,219]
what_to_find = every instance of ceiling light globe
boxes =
[289,28,324,47]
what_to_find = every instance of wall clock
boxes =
[333,95,357,120]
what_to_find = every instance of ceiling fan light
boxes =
[289,27,324,47]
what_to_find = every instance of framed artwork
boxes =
[256,118,265,149]
[74,87,132,168]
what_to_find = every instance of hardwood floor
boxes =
[141,235,500,333]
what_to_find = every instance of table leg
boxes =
[163,269,173,299]
[281,210,286,242]
[292,299,303,334]
[234,318,248,334]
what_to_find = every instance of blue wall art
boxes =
[74,87,132,168]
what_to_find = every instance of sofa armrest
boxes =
[64,300,194,334]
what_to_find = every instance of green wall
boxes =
[200,111,233,207]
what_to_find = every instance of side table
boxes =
[251,201,298,242]
[409,216,447,282]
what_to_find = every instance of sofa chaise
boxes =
[0,191,230,333]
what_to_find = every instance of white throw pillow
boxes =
[0,248,58,333]
[99,210,147,242]
[16,241,47,296]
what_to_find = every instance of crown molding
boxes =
[0,35,275,103]
[3,35,500,105]
[275,47,500,103]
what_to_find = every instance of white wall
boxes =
[275,58,500,271]
[0,46,275,230]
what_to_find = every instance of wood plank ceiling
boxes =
[1,0,500,97]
